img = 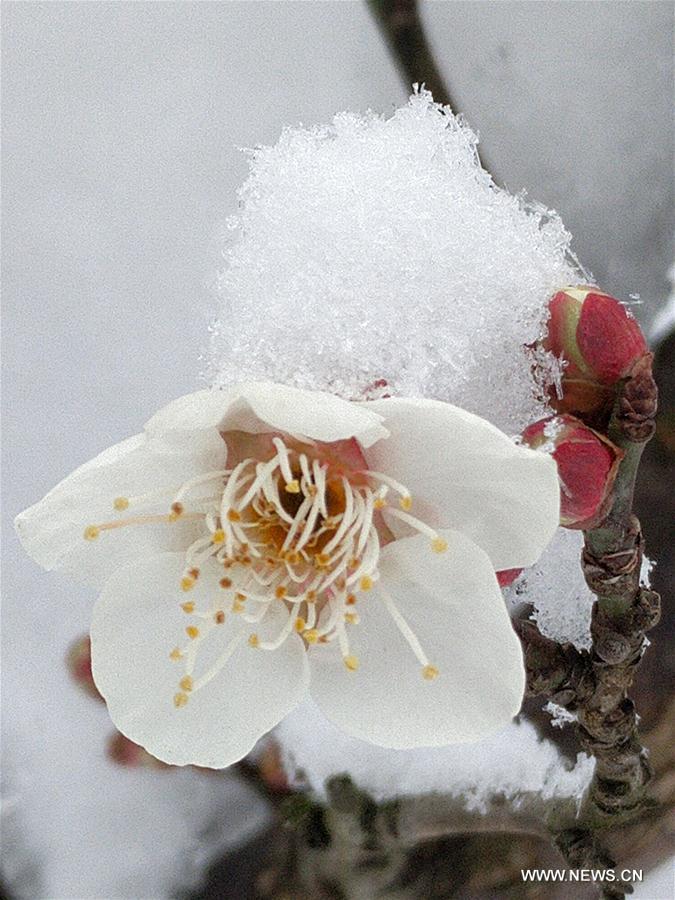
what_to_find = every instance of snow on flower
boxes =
[16,382,560,768]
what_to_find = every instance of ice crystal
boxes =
[208,89,581,434]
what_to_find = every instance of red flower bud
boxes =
[66,634,103,701]
[521,415,623,529]
[496,568,523,588]
[543,287,648,420]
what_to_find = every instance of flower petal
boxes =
[309,530,525,748]
[91,553,310,768]
[146,383,388,448]
[364,397,559,569]
[14,429,226,589]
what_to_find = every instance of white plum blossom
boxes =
[16,382,560,768]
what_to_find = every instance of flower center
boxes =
[85,434,447,707]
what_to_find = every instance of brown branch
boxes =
[517,354,661,896]
[367,0,453,107]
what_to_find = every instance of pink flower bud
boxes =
[107,732,170,769]
[521,415,623,529]
[66,634,103,701]
[543,287,648,419]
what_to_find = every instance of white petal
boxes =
[146,382,388,448]
[309,530,525,748]
[144,388,239,433]
[14,429,226,589]
[364,397,559,569]
[91,553,310,768]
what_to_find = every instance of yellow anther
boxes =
[285,479,300,494]
[212,529,225,544]
[232,599,245,614]
[226,508,241,522]
[180,601,195,614]
[169,647,183,662]
[359,575,374,592]
[374,497,387,510]
[304,628,319,644]
[399,495,413,511]
[113,497,129,511]
[347,557,360,571]
[180,576,196,592]
[422,664,439,681]
[315,553,330,568]
[344,612,360,625]
[173,692,189,708]
[295,616,306,633]
[185,625,200,640]
[274,586,288,600]
[179,675,194,692]
[169,502,184,521]
[431,537,448,554]
[219,577,232,589]
[248,633,260,648]
[214,610,225,625]
[285,550,301,565]
[306,590,317,603]
[83,525,100,541]
[344,655,359,671]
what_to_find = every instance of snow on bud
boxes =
[522,415,623,530]
[543,287,648,420]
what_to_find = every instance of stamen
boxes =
[180,601,195,614]
[169,647,182,661]
[379,589,433,671]
[173,692,189,708]
[422,665,439,681]
[214,611,226,624]
[364,470,412,506]
[191,633,244,692]
[285,479,300,494]
[83,525,100,541]
[385,507,446,551]
[272,437,294,484]
[113,497,130,511]
[344,655,359,671]
[185,625,200,640]
[179,675,194,692]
